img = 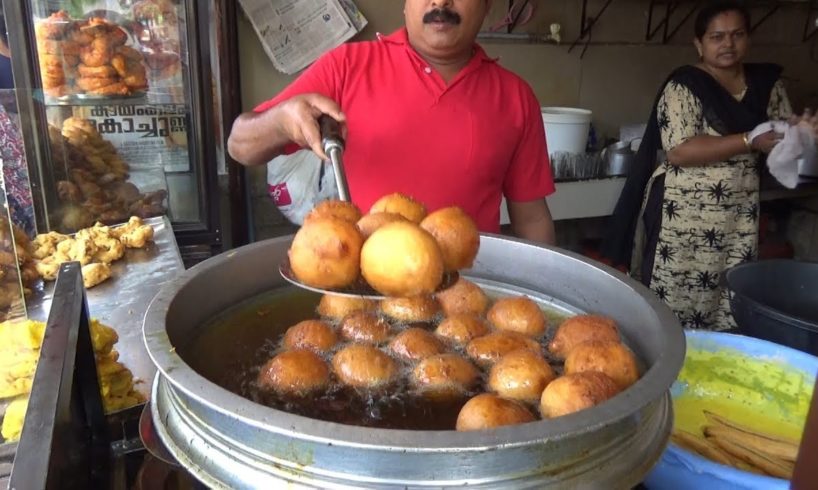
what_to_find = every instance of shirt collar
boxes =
[377,27,496,65]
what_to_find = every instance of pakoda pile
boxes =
[253,278,644,431]
[35,11,148,97]
[33,216,155,289]
[0,318,145,441]
[50,118,168,231]
[288,193,480,297]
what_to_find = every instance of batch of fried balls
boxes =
[266,195,643,431]
[288,192,479,297]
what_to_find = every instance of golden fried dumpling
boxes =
[305,199,362,224]
[288,217,363,289]
[369,193,427,223]
[411,353,480,398]
[316,294,376,320]
[539,372,621,418]
[563,340,639,390]
[338,311,391,345]
[487,296,546,338]
[360,222,443,297]
[435,314,490,346]
[488,349,555,403]
[389,328,446,361]
[282,319,338,354]
[456,393,536,431]
[257,350,330,396]
[357,212,407,240]
[82,262,112,288]
[332,344,398,389]
[435,278,489,317]
[548,315,620,360]
[466,331,541,368]
[380,295,440,323]
[420,207,480,271]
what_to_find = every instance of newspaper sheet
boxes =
[239,0,368,75]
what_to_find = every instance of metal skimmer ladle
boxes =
[279,116,459,299]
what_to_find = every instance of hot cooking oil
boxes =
[180,286,571,431]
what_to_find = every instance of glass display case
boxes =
[3,0,247,263]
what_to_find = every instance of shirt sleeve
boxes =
[658,81,704,151]
[767,79,793,121]
[253,46,346,113]
[503,87,555,201]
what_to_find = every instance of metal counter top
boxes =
[26,216,184,401]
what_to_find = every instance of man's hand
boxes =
[275,94,347,160]
[227,93,346,166]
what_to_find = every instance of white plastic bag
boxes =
[267,150,339,225]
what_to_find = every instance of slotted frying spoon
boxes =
[279,116,458,299]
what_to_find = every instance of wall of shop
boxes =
[235,0,818,241]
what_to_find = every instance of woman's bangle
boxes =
[742,132,752,151]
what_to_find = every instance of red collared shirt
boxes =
[255,28,554,233]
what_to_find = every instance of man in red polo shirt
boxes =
[228,0,556,244]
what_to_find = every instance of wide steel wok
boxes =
[143,234,685,489]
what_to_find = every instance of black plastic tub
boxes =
[725,259,818,355]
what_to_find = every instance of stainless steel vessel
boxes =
[143,235,685,489]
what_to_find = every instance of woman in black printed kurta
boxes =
[604,1,799,331]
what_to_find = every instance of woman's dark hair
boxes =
[694,1,751,38]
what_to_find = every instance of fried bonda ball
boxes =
[488,350,555,403]
[282,320,338,354]
[420,207,480,271]
[412,354,480,398]
[466,331,541,368]
[456,393,536,431]
[257,350,330,396]
[435,278,489,317]
[389,328,445,361]
[316,294,376,320]
[548,315,620,360]
[288,217,363,289]
[380,295,440,323]
[360,222,444,297]
[435,314,490,346]
[338,311,391,344]
[332,344,398,389]
[487,296,546,338]
[369,192,427,223]
[539,372,621,418]
[305,199,362,224]
[564,340,639,390]
[357,212,407,240]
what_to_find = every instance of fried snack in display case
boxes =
[0,186,30,324]
[34,11,148,100]
[6,0,243,266]
[46,115,168,232]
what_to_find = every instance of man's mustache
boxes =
[423,8,461,25]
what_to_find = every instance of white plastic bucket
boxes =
[541,107,593,155]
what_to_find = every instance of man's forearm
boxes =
[507,199,556,246]
[512,216,555,245]
[227,108,292,166]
